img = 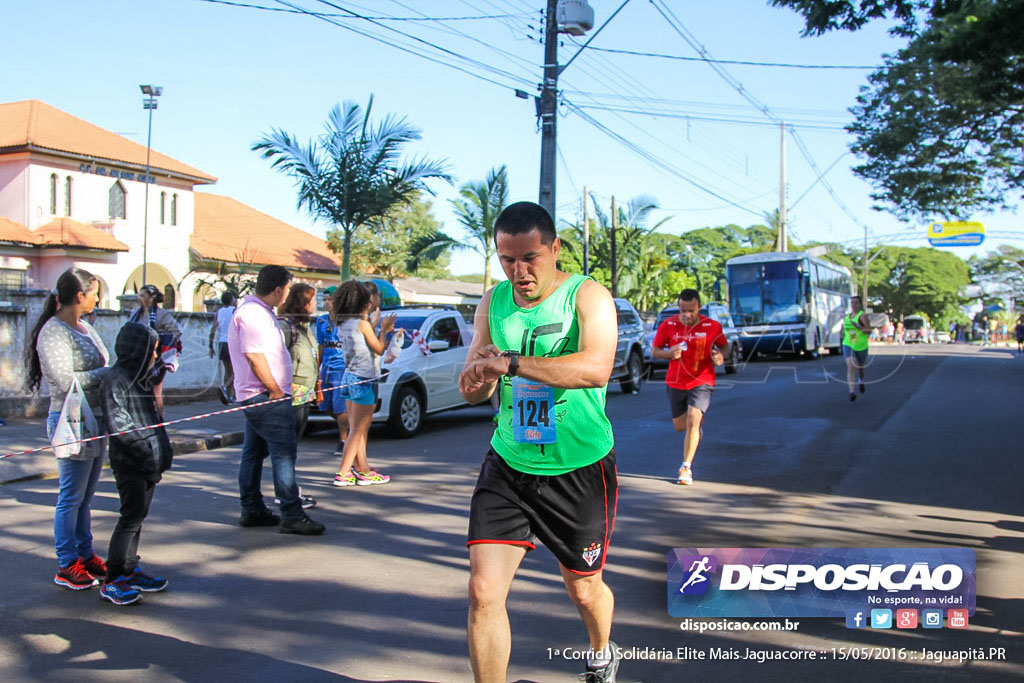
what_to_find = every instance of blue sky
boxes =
[2,0,1019,275]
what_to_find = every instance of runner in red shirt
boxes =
[651,289,728,486]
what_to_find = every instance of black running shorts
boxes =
[667,384,714,418]
[468,449,617,575]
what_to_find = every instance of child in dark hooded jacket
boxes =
[98,322,173,605]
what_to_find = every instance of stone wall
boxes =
[0,289,222,417]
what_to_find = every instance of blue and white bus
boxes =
[725,251,854,357]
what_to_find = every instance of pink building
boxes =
[0,99,346,310]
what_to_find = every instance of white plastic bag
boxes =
[52,377,98,459]
[384,328,405,365]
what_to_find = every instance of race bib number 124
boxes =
[511,377,557,445]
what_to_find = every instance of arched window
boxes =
[49,174,58,214]
[170,193,178,226]
[160,192,166,224]
[108,181,126,219]
[64,176,72,215]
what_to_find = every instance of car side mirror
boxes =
[427,340,450,352]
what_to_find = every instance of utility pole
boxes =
[610,195,618,297]
[582,185,590,276]
[778,121,788,253]
[862,226,886,302]
[538,0,559,221]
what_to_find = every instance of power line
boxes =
[580,45,879,70]
[268,0,534,92]
[650,0,868,232]
[197,0,528,20]
[571,103,849,131]
[565,99,764,219]
[308,0,533,85]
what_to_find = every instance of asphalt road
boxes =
[0,344,1021,682]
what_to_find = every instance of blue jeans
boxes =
[238,395,302,519]
[48,412,104,567]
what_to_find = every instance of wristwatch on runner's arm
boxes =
[502,350,520,377]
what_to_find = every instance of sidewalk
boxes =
[0,399,246,485]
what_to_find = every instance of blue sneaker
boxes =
[126,567,168,592]
[100,578,141,605]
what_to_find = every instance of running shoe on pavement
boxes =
[81,554,107,580]
[54,558,98,590]
[579,641,620,682]
[333,472,357,487]
[333,441,345,457]
[676,466,693,486]
[354,469,391,486]
[126,567,168,592]
[100,578,141,605]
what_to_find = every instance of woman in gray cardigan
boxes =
[26,268,110,590]
[129,284,181,413]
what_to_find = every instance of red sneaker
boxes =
[54,558,98,590]
[81,555,107,580]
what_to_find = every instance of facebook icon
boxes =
[845,609,867,629]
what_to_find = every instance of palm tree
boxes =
[252,96,452,280]
[409,165,508,291]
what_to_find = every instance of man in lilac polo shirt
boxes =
[227,265,324,535]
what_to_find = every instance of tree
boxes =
[409,165,509,292]
[869,246,970,321]
[349,194,450,280]
[774,0,1024,220]
[969,245,1024,308]
[253,97,452,280]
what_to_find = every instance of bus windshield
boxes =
[729,260,806,326]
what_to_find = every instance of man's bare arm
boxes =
[459,289,500,404]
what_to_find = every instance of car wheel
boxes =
[619,351,644,394]
[388,384,424,438]
[724,343,739,374]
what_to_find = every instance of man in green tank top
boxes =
[459,202,621,683]
[842,295,872,402]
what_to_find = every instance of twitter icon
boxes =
[871,609,893,629]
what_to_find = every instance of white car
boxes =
[374,307,474,437]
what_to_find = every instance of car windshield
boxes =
[728,260,806,326]
[904,319,925,330]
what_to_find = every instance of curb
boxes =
[0,431,244,486]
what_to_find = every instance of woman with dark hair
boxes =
[27,267,110,590]
[276,283,320,511]
[129,284,181,413]
[331,280,395,487]
[277,283,320,439]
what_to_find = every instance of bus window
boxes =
[763,261,804,323]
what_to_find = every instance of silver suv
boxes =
[612,298,646,393]
[645,302,741,375]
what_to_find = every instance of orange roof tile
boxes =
[0,215,38,245]
[0,100,216,184]
[34,217,130,252]
[192,193,341,273]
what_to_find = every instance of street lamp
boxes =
[140,84,162,287]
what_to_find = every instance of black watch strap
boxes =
[502,350,520,377]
